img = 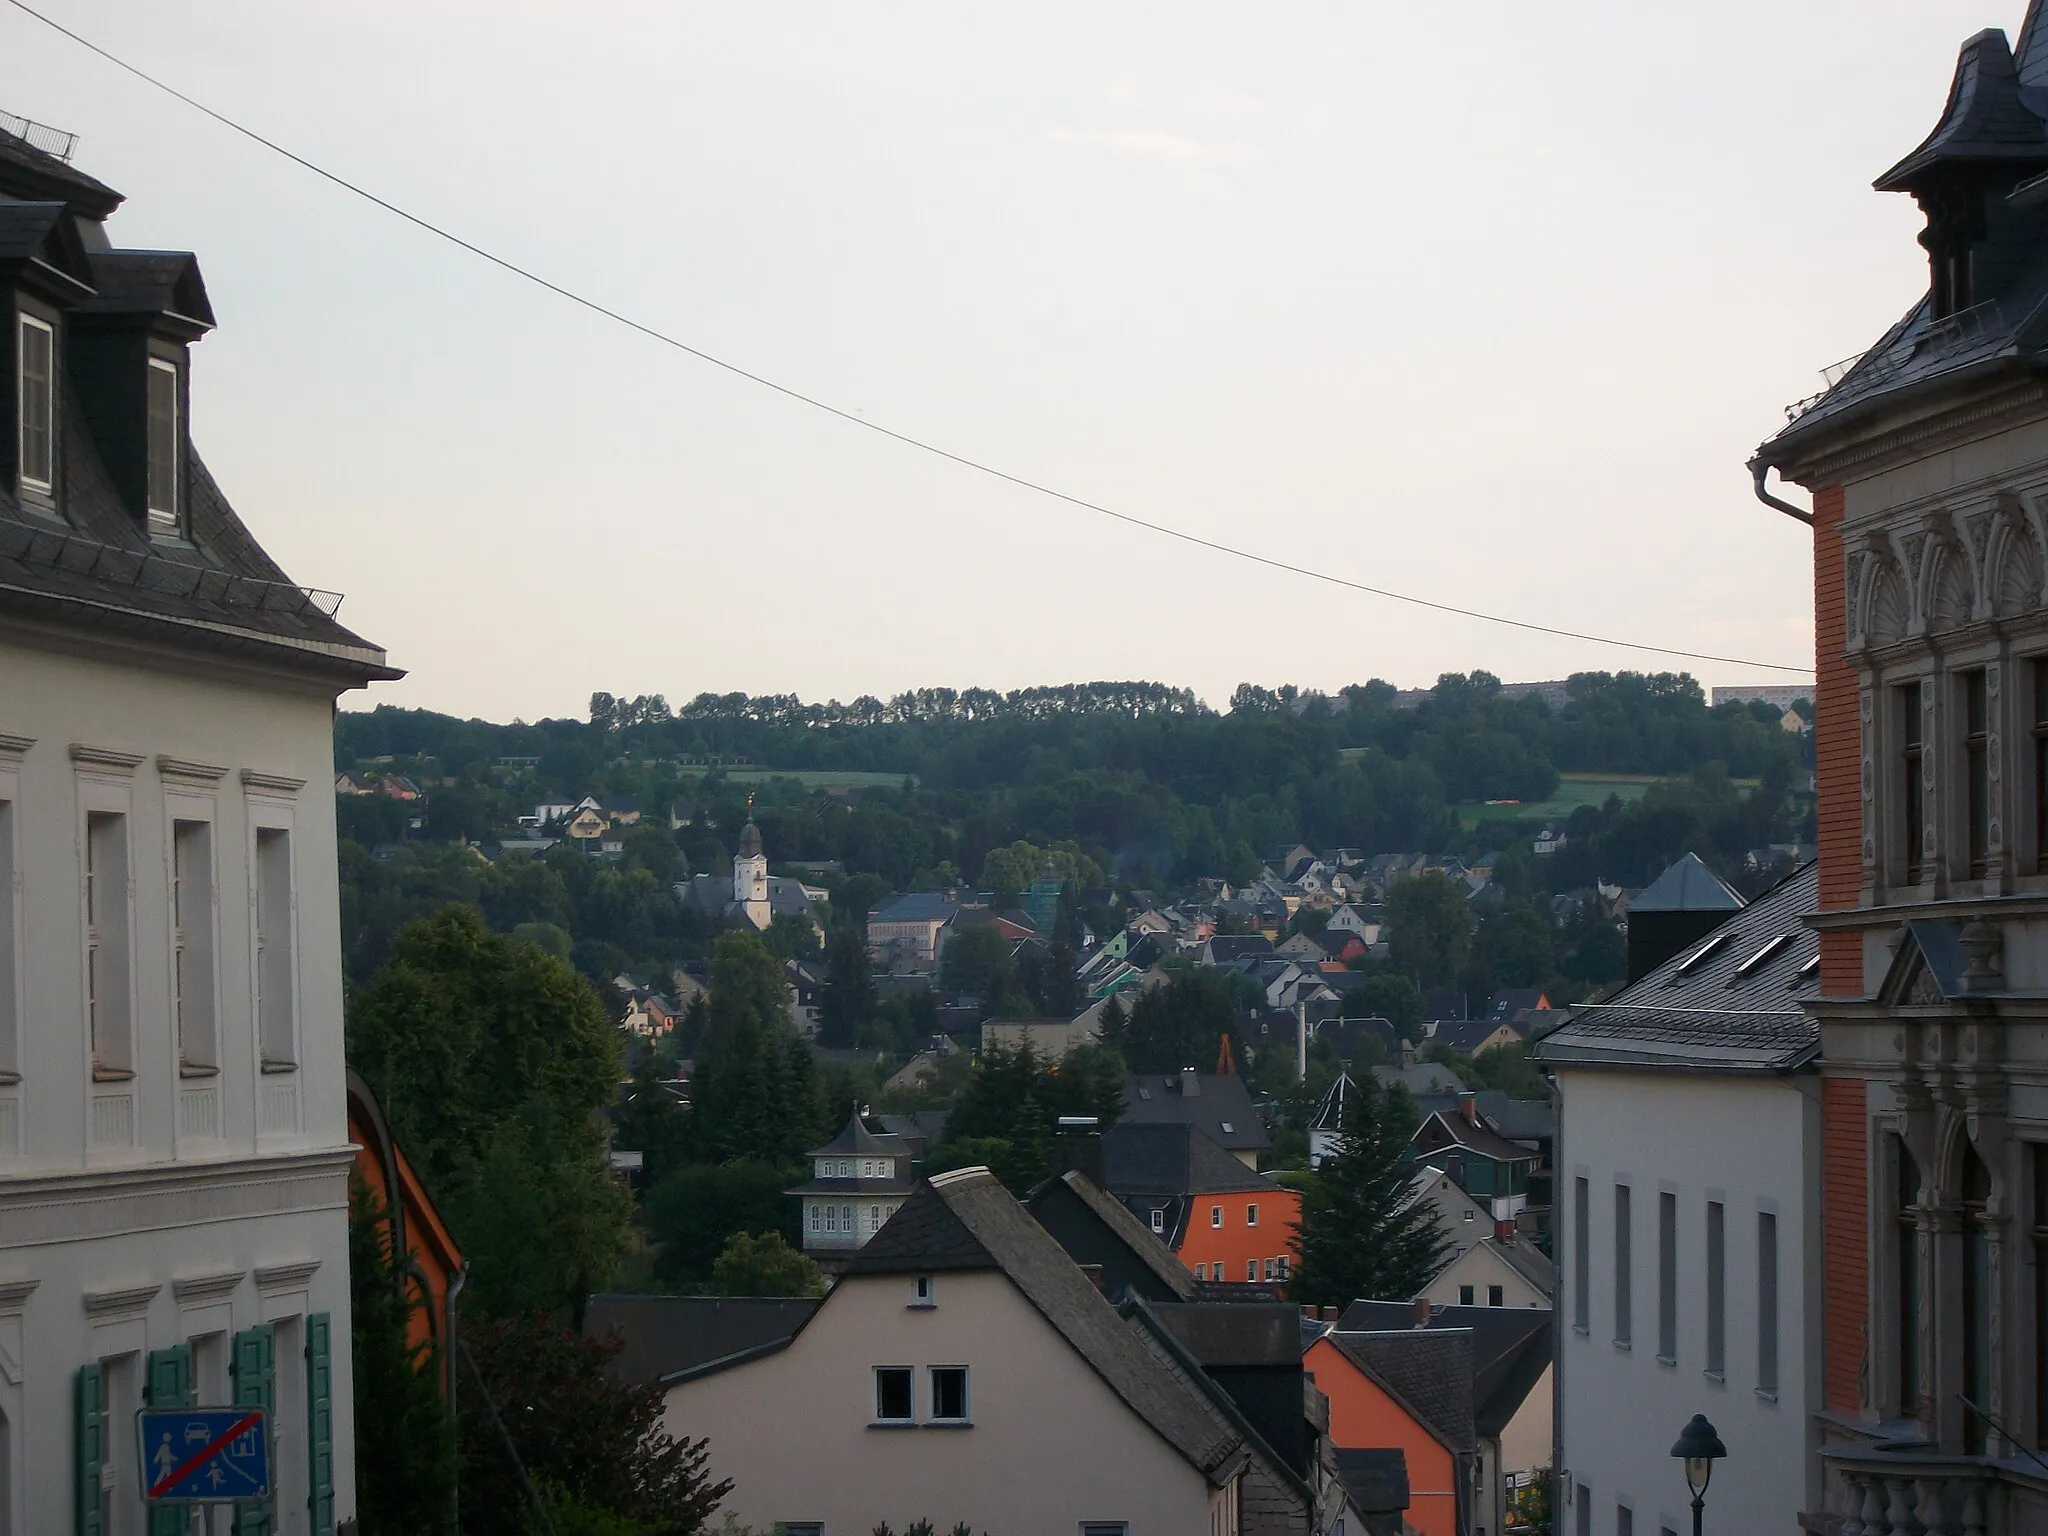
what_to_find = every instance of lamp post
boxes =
[1669,1414,1727,1536]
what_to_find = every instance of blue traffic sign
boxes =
[136,1408,271,1503]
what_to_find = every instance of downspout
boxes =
[1545,1058,1566,1536]
[1751,459,1814,526]
[445,1259,468,1534]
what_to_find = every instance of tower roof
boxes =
[1629,853,1743,914]
[1875,26,2048,191]
[736,821,763,859]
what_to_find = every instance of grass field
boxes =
[719,769,917,790]
[1458,773,1665,828]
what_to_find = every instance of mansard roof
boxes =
[1876,27,2048,191]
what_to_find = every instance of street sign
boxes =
[136,1408,271,1504]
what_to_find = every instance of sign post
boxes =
[136,1407,271,1505]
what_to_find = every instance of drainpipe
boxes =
[1751,460,1814,526]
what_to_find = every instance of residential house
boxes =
[1124,1068,1272,1169]
[788,1111,917,1258]
[1531,861,1821,1536]
[1203,934,1275,967]
[1749,10,2048,1529]
[1025,1164,1203,1305]
[348,1070,463,1396]
[1304,1323,1475,1536]
[1410,1101,1535,1230]
[1413,1092,1556,1248]
[1372,1042,1469,1100]
[1422,1237,1554,1312]
[866,891,960,970]
[979,1013,1100,1057]
[0,120,386,1530]
[563,804,609,842]
[604,794,642,825]
[661,1167,1268,1533]
[1338,1301,1553,1536]
[1274,932,1326,963]
[1399,1162,1498,1257]
[621,988,681,1040]
[586,1292,823,1387]
[334,771,372,797]
[1428,1016,1524,1058]
[1099,1122,1300,1286]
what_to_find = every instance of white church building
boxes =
[675,818,825,939]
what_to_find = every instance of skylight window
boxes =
[1792,954,1820,986]
[1733,935,1792,978]
[1220,1121,1234,1134]
[1672,932,1735,978]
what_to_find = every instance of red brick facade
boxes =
[1812,485,1864,998]
[1821,1074,1869,1415]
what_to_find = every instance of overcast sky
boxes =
[1,2,2018,718]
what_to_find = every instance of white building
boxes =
[1533,861,1822,1536]
[0,118,394,1533]
[789,1111,917,1256]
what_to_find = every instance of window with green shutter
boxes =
[145,1346,194,1536]
[232,1326,275,1536]
[75,1362,105,1536]
[305,1313,334,1535]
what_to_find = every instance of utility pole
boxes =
[1296,999,1307,1083]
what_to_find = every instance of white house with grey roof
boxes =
[1532,859,1822,1536]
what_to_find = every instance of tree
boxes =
[1466,900,1554,995]
[939,1043,1123,1189]
[1291,1075,1449,1308]
[1016,939,1081,1019]
[761,911,821,962]
[817,926,876,1049]
[1386,872,1474,990]
[709,1231,826,1297]
[692,933,822,1165]
[459,1312,729,1535]
[939,922,1017,999]
[346,905,632,1317]
[1340,971,1423,1036]
[1118,972,1245,1074]
[645,1162,805,1287]
[350,1183,456,1535]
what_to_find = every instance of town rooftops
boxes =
[845,1169,1248,1484]
[1337,1300,1551,1440]
[1535,861,1820,1074]
[1875,25,2048,192]
[1415,1107,1535,1166]
[1024,1168,1198,1302]
[1122,1070,1271,1153]
[1101,1123,1273,1198]
[584,1294,820,1387]
[870,892,960,924]
[1321,1327,1476,1454]
[0,124,395,686]
[1629,851,1743,913]
[806,1108,908,1160]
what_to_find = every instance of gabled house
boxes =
[1423,1236,1555,1312]
[1304,1324,1475,1536]
[865,891,960,970]
[1099,1123,1300,1286]
[788,1111,917,1257]
[1123,1068,1272,1167]
[660,1168,1262,1533]
[1410,1102,1536,1229]
[1428,1016,1524,1058]
[1203,934,1275,967]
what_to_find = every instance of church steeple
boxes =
[733,796,771,929]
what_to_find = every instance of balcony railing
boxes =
[1808,1439,2048,1536]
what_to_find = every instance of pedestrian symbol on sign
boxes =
[135,1408,271,1504]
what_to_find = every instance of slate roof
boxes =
[1323,1328,1476,1454]
[1411,1091,1552,1148]
[1025,1168,1198,1301]
[1629,852,1743,913]
[736,821,762,859]
[1334,1448,1411,1519]
[1532,862,1819,1075]
[0,131,393,685]
[1431,1016,1522,1055]
[1205,936,1274,963]
[806,1109,909,1159]
[852,1169,1246,1484]
[1876,26,2048,191]
[1101,1122,1274,1197]
[871,892,960,924]
[1338,1301,1551,1439]
[1147,1301,1302,1368]
[584,1294,819,1386]
[1122,1072,1271,1153]
[1309,1070,1357,1133]
[1416,1109,1535,1166]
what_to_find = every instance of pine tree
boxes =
[1290,1076,1449,1309]
[818,926,876,1048]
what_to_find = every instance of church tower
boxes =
[733,817,772,930]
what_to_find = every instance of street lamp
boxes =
[1669,1414,1727,1536]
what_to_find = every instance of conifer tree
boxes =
[1290,1076,1449,1309]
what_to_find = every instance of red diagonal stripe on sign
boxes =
[148,1411,263,1500]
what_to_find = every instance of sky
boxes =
[0,1,2021,719]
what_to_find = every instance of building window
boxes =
[2034,1145,2048,1451]
[1964,669,1991,876]
[1962,1140,1993,1452]
[1277,1254,1290,1280]
[1759,1209,1780,1398]
[1465,1209,1476,1222]
[913,1275,933,1306]
[2034,664,2048,872]
[1573,1176,1590,1332]
[1896,1140,1921,1414]
[1246,1259,1257,1282]
[867,1204,883,1233]
[840,1203,853,1232]
[1212,1205,1223,1229]
[254,825,295,1067]
[172,819,216,1073]
[1658,1191,1678,1363]
[809,1205,821,1233]
[873,1367,912,1423]
[1706,1200,1726,1378]
[929,1366,968,1423]
[1576,1484,1591,1536]
[1081,1525,1130,1536]
[1263,1258,1276,1281]
[1618,1503,1633,1536]
[1488,1285,1504,1307]
[145,357,180,535]
[1150,1208,1164,1234]
[16,314,53,493]
[1460,1285,1475,1305]
[1247,1203,1259,1227]
[1614,1183,1632,1346]
[1193,1263,1205,1280]
[1900,682,1926,883]
[85,810,132,1075]
[0,792,14,1082]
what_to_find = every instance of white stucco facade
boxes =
[663,1268,1234,1535]
[1552,1068,1821,1536]
[0,632,361,1534]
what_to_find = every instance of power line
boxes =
[6,0,1815,676]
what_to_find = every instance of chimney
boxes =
[1457,1092,1480,1125]
[1413,1295,1433,1328]
[1078,1264,1105,1293]
[1321,1306,1339,1323]
[1300,1304,1319,1324]
[1180,1066,1201,1097]
[1495,1219,1517,1243]
[1055,1117,1103,1186]
[1399,1039,1418,1069]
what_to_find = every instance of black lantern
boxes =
[1669,1414,1727,1534]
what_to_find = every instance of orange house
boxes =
[1100,1123,1299,1287]
[347,1069,464,1395]
[1305,1328,1473,1536]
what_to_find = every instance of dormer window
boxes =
[16,313,53,494]
[145,357,179,536]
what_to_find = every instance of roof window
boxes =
[1671,932,1735,979]
[1732,935,1792,978]
[1792,954,1820,986]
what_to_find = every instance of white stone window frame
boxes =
[159,758,226,1081]
[144,352,183,539]
[72,746,142,1092]
[0,734,27,1094]
[243,772,304,1075]
[14,308,56,504]
[1940,644,2003,893]
[2014,644,2048,884]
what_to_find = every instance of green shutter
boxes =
[75,1363,105,1536]
[145,1345,195,1535]
[305,1313,334,1535]
[232,1326,276,1536]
